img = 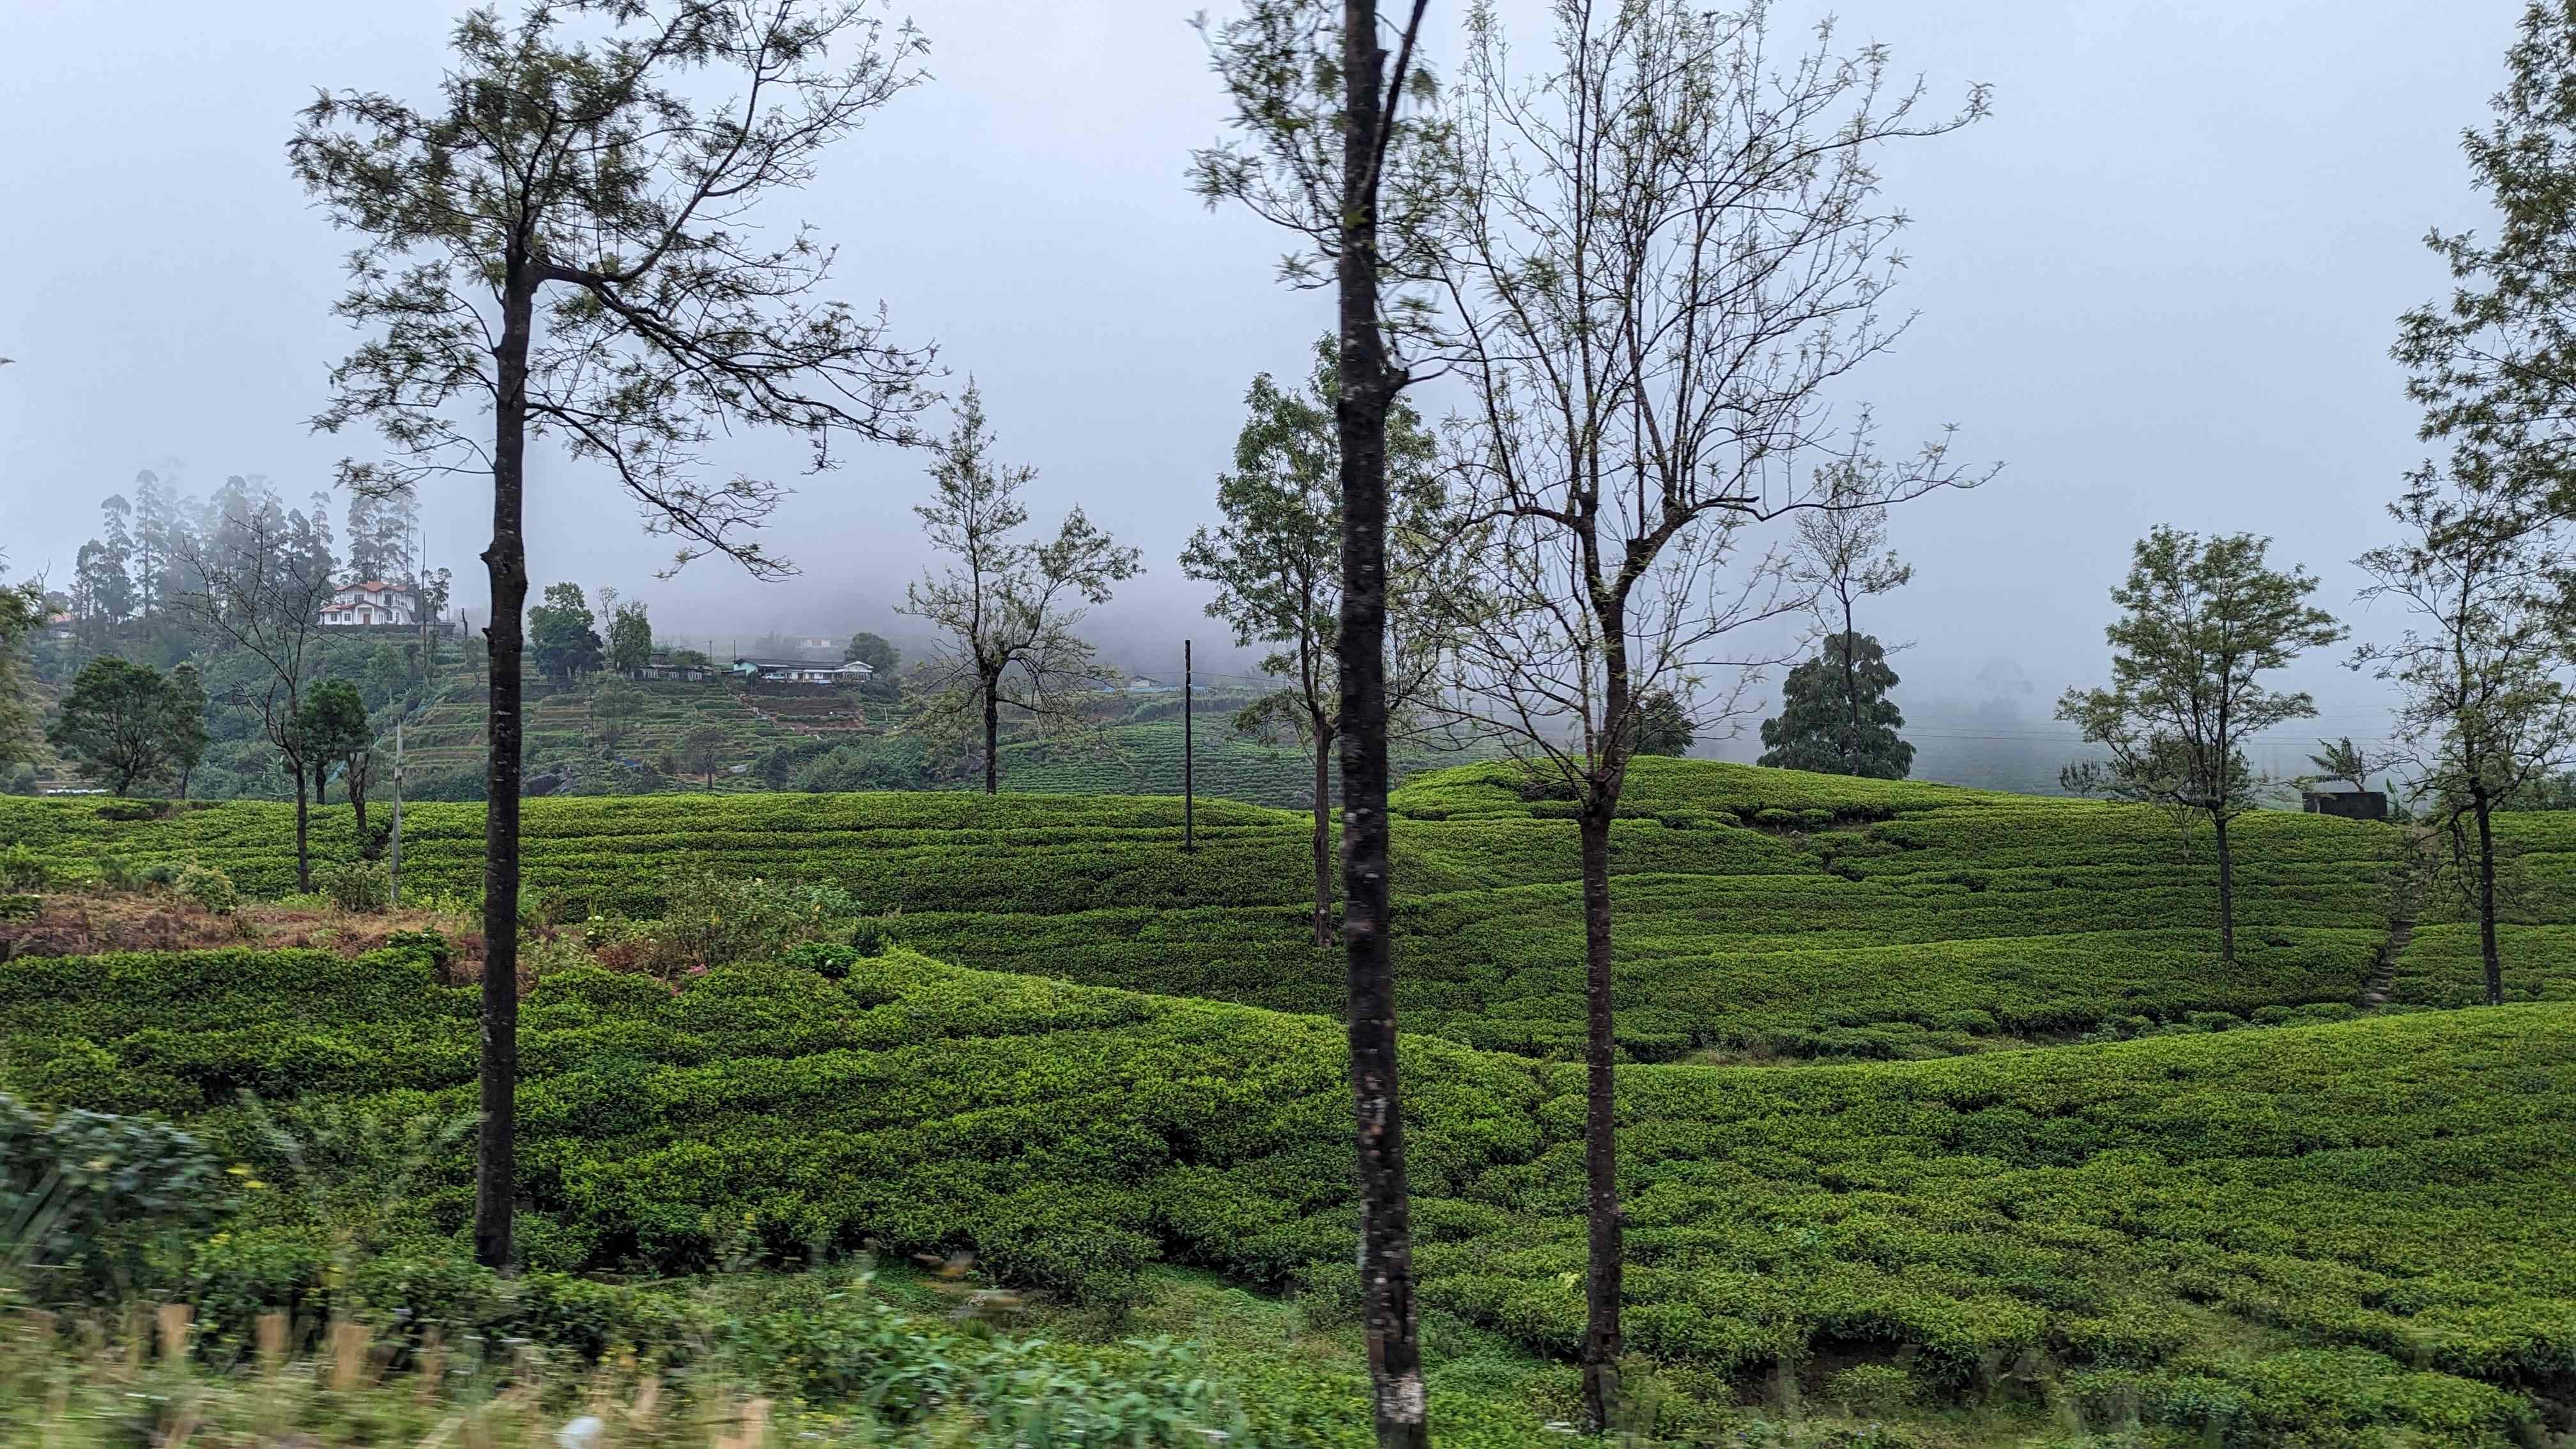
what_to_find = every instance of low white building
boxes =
[321,579,419,628]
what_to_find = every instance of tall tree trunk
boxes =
[1338,4,1426,1442]
[2474,786,2502,1006]
[1313,722,1335,947]
[351,767,367,839]
[2212,811,2236,967]
[292,757,312,893]
[1840,601,1860,775]
[982,672,1000,796]
[475,266,536,1273]
[1577,795,1623,1432]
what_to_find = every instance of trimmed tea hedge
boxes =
[0,943,2566,1441]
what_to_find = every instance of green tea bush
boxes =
[175,863,237,916]
[1,944,2568,1441]
[0,1092,223,1303]
[318,859,390,914]
[0,846,45,891]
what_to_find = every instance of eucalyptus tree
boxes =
[1422,1,1990,1424]
[2356,474,2576,1006]
[2058,527,2344,966]
[901,387,1139,795]
[2399,1,2576,521]
[172,510,339,891]
[1181,343,1453,946]
[1194,0,1443,1436]
[290,0,939,1270]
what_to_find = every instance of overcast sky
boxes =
[0,0,2522,756]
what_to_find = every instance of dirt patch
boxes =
[0,889,480,967]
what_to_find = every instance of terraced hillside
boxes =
[1,943,2568,1445]
[0,758,2406,1061]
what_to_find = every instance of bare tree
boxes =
[172,511,339,890]
[1423,1,1991,1427]
[1788,474,1915,773]
[2356,471,2576,1005]
[291,0,940,1271]
[901,387,1140,794]
[1194,0,1441,1439]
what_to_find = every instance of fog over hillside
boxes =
[2,0,2509,783]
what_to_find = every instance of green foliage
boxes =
[175,862,238,916]
[1631,687,1694,758]
[844,630,900,673]
[530,583,604,681]
[2058,526,2343,824]
[605,599,653,676]
[1758,634,1910,778]
[0,846,44,891]
[47,656,204,796]
[318,858,390,914]
[1,946,2569,1441]
[0,1091,222,1303]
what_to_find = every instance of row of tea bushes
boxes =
[0,943,2564,1442]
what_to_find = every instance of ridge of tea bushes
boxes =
[0,942,2566,1442]
[0,758,2416,1059]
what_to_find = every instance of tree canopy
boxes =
[1759,636,1912,779]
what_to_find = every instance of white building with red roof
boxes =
[321,579,419,628]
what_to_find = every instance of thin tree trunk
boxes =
[351,769,367,839]
[293,759,312,893]
[982,673,1000,796]
[474,266,536,1274]
[1313,723,1335,947]
[2212,811,2236,967]
[1841,599,1859,775]
[1577,799,1623,1432]
[1338,3,1426,1441]
[2474,786,2502,1006]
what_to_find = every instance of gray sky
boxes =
[0,0,2521,761]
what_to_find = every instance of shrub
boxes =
[0,894,36,923]
[1829,1364,1917,1417]
[0,1091,224,1303]
[176,863,238,916]
[319,859,392,914]
[94,854,151,891]
[0,845,45,891]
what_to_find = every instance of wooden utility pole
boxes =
[390,721,404,907]
[1183,639,1195,852]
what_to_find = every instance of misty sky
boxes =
[0,0,2525,762]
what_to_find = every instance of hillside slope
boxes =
[0,943,2564,1443]
[0,758,2417,1059]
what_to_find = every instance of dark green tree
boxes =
[679,723,726,790]
[1758,634,1913,778]
[605,600,653,677]
[296,679,373,832]
[2058,527,2344,965]
[842,630,898,673]
[292,0,938,1269]
[0,565,42,770]
[1179,341,1452,945]
[528,584,604,682]
[48,657,190,795]
[1632,687,1696,758]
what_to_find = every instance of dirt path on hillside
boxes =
[2360,827,2435,1010]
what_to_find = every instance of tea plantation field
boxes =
[10,758,2576,1441]
[1,944,2569,1445]
[0,758,2406,1059]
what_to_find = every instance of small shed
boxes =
[2302,788,2388,822]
